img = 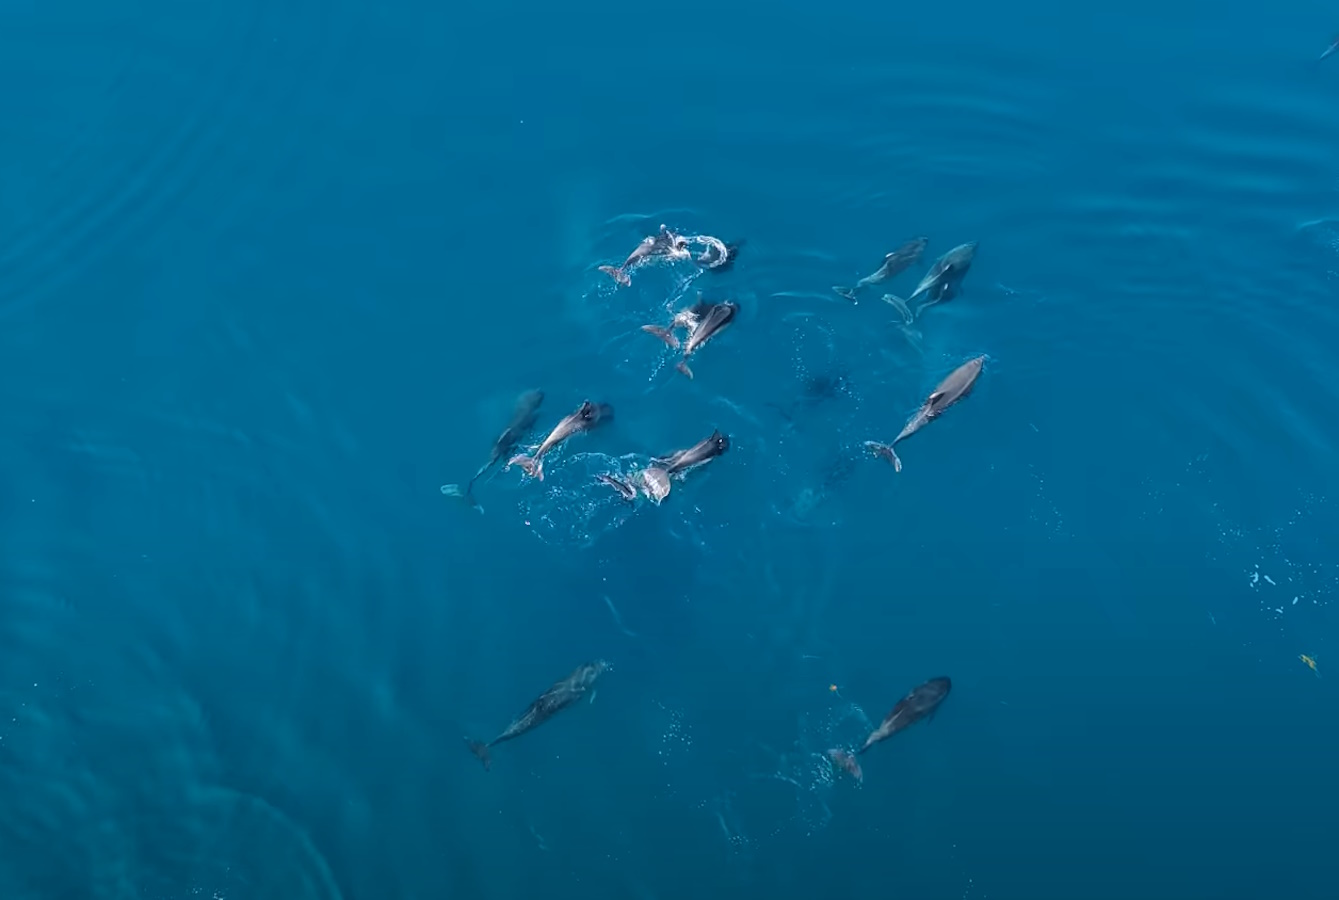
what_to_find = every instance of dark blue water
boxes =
[3,1,1339,898]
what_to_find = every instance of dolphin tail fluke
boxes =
[675,360,694,380]
[833,286,858,303]
[440,483,486,514]
[599,265,631,287]
[863,440,902,473]
[882,294,913,324]
[466,738,493,771]
[641,324,681,349]
[597,473,637,502]
[508,454,544,480]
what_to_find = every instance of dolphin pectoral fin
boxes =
[588,689,598,705]
[833,286,857,303]
[882,294,913,324]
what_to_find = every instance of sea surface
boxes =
[3,1,1339,898]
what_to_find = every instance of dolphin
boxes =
[508,399,614,480]
[882,241,977,322]
[855,676,951,756]
[641,297,738,379]
[441,389,545,512]
[1322,36,1339,61]
[832,236,928,303]
[465,660,610,770]
[599,224,691,286]
[864,355,985,472]
[653,428,730,476]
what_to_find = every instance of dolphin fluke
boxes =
[599,265,631,286]
[675,361,694,379]
[440,483,485,514]
[508,454,544,480]
[466,738,493,771]
[641,324,681,349]
[597,473,638,501]
[882,294,913,324]
[864,440,902,472]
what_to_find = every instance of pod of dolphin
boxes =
[446,224,982,779]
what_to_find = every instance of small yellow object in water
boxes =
[1300,654,1318,674]
[829,683,838,692]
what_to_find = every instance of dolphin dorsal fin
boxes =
[927,390,945,406]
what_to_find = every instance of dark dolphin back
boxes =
[914,676,952,712]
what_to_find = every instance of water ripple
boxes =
[0,1,363,320]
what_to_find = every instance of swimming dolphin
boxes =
[441,389,544,512]
[465,660,610,770]
[864,355,985,472]
[855,676,951,755]
[1321,35,1339,61]
[883,241,977,322]
[642,297,738,379]
[832,236,928,303]
[653,428,730,476]
[599,225,690,286]
[599,430,728,505]
[509,399,614,480]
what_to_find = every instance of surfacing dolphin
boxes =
[864,355,985,472]
[598,429,730,505]
[642,296,739,379]
[508,399,614,480]
[465,660,610,770]
[599,224,690,287]
[441,389,545,512]
[882,241,977,323]
[832,236,928,303]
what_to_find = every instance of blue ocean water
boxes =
[3,0,1339,897]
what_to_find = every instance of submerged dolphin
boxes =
[642,297,739,379]
[855,676,951,755]
[883,241,977,322]
[832,236,928,303]
[465,660,610,770]
[441,389,545,512]
[1321,36,1339,61]
[509,399,614,480]
[864,355,985,472]
[599,225,690,286]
